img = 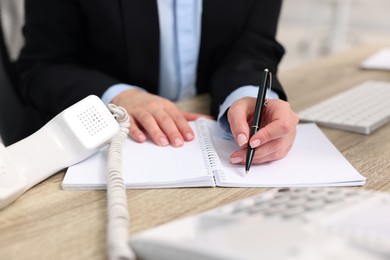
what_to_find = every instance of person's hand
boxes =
[227,97,299,164]
[111,89,210,147]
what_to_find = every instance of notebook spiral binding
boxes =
[196,119,225,181]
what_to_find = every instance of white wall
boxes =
[277,0,390,70]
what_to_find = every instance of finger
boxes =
[170,111,195,142]
[249,118,297,149]
[249,100,299,148]
[154,109,186,147]
[230,131,295,165]
[251,139,292,164]
[127,116,147,143]
[180,112,213,141]
[250,136,295,164]
[251,151,285,164]
[133,111,169,147]
[230,146,282,165]
[182,111,213,121]
[227,98,255,147]
[229,141,276,165]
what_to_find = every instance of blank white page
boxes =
[63,121,214,189]
[211,123,366,187]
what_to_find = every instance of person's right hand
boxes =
[227,97,299,165]
[111,89,210,147]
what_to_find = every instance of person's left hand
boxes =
[227,97,299,165]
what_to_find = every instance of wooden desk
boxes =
[1,44,390,260]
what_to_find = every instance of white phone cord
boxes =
[107,104,136,260]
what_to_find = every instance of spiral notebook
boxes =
[62,119,366,189]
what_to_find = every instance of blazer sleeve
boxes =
[16,0,122,116]
[208,0,286,116]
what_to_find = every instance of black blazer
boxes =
[17,0,286,129]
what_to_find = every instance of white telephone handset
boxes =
[0,95,134,259]
[0,95,120,209]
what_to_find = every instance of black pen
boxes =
[245,68,272,174]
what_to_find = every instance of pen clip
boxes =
[267,71,272,92]
[264,70,272,107]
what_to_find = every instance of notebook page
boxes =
[209,122,366,187]
[62,121,215,189]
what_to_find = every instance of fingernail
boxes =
[160,137,169,146]
[138,134,146,142]
[185,132,194,140]
[231,157,243,164]
[237,133,247,147]
[250,139,261,148]
[174,137,184,147]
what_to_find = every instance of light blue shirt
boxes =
[101,0,278,138]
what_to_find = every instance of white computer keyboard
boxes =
[298,81,390,134]
[130,187,390,260]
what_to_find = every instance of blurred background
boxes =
[277,0,390,70]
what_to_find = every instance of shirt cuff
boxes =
[217,86,279,140]
[101,83,146,105]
